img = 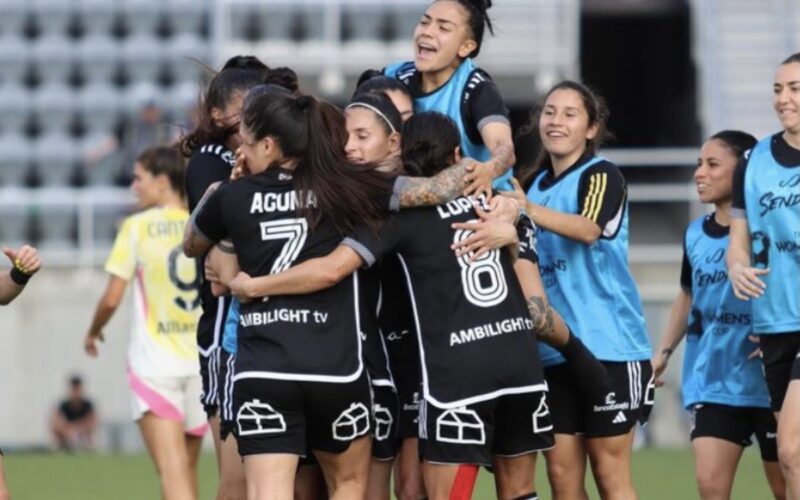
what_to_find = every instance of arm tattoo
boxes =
[397,159,468,208]
[490,143,514,177]
[526,294,556,342]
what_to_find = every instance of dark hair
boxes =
[137,146,186,197]
[264,66,299,94]
[518,80,612,189]
[781,52,800,65]
[242,92,390,233]
[437,0,494,58]
[709,130,757,158]
[402,112,461,177]
[354,71,412,101]
[347,93,402,136]
[69,375,83,387]
[179,55,269,156]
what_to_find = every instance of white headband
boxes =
[345,102,397,134]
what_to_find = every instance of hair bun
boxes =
[295,95,312,110]
[465,0,491,11]
[222,55,269,72]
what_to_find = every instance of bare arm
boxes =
[206,242,240,287]
[727,217,768,300]
[229,245,364,302]
[463,123,516,196]
[652,288,692,385]
[395,158,470,208]
[513,258,570,347]
[84,275,128,357]
[183,182,220,258]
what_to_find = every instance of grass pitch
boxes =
[3,447,774,499]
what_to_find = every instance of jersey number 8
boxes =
[453,224,508,308]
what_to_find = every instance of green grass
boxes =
[2,448,775,499]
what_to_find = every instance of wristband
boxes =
[10,267,30,285]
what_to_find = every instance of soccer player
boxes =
[0,242,41,500]
[84,146,206,500]
[383,0,516,193]
[180,55,298,498]
[224,111,565,500]
[654,131,785,499]
[507,81,653,499]
[728,52,800,498]
[355,71,415,123]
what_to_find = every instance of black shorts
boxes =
[418,391,554,466]
[199,347,222,419]
[233,371,372,457]
[218,349,236,441]
[396,383,421,441]
[371,384,400,461]
[690,403,778,461]
[545,360,654,438]
[759,333,800,411]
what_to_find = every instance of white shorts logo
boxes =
[436,408,485,445]
[373,404,394,441]
[332,403,370,441]
[612,411,627,424]
[237,399,287,436]
[644,375,656,406]
[533,394,554,434]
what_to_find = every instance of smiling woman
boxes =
[383,0,516,194]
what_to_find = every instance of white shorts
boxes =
[127,367,208,436]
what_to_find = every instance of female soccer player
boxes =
[384,0,516,193]
[0,243,41,500]
[84,146,206,500]
[728,52,800,497]
[224,111,609,500]
[355,71,415,122]
[506,80,653,499]
[654,131,785,499]
[180,56,298,499]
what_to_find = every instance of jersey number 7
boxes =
[260,219,309,274]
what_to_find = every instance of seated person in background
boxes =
[50,376,97,452]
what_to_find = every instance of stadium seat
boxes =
[0,83,33,136]
[32,132,80,186]
[342,6,385,41]
[121,33,163,84]
[31,83,78,135]
[38,204,79,248]
[0,208,29,245]
[120,0,162,36]
[166,33,209,84]
[166,0,205,37]
[31,35,75,86]
[0,0,27,39]
[122,81,160,115]
[77,83,120,135]
[76,33,121,85]
[75,0,117,37]
[0,132,33,186]
[165,80,200,129]
[0,34,32,86]
[30,0,73,37]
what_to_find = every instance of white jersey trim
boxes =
[396,254,548,410]
[199,296,225,357]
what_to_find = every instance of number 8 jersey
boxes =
[105,207,201,378]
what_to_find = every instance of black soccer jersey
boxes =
[359,267,395,387]
[377,255,421,385]
[185,143,236,354]
[193,167,364,382]
[346,196,545,408]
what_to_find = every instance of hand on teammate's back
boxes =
[450,206,518,260]
[500,178,531,216]
[463,160,498,198]
[229,272,254,303]
[3,245,42,277]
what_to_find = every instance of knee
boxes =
[695,470,728,499]
[393,473,422,500]
[778,440,800,472]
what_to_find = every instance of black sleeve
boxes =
[517,214,538,264]
[192,185,229,243]
[463,74,510,145]
[731,153,750,215]
[185,152,234,212]
[576,162,627,231]
[679,249,692,291]
[343,217,405,268]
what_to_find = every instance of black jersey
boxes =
[193,167,364,382]
[185,143,236,354]
[359,267,394,387]
[377,255,421,384]
[345,196,545,408]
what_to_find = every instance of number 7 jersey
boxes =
[105,207,201,378]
